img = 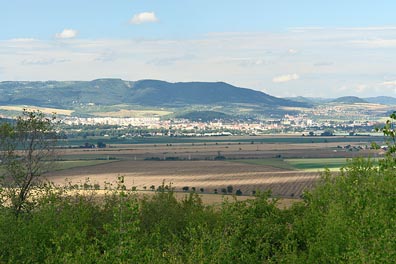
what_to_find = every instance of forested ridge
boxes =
[0,79,308,108]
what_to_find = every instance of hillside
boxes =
[284,96,333,105]
[364,96,396,105]
[175,110,232,122]
[331,96,368,104]
[0,79,309,109]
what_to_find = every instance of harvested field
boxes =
[47,160,322,198]
[0,105,73,116]
[60,140,376,161]
[49,137,377,199]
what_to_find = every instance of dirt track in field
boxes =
[47,160,322,198]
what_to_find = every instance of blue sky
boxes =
[1,1,396,97]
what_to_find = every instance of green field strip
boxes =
[285,158,348,171]
[54,160,117,171]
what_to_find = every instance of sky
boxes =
[1,0,396,98]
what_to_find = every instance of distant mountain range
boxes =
[364,96,396,105]
[1,79,395,121]
[287,96,396,106]
[0,79,309,108]
[330,96,368,104]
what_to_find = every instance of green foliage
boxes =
[291,160,396,263]
[0,164,396,263]
[1,112,396,262]
[175,110,232,121]
[0,109,57,216]
[380,112,396,146]
[377,111,396,166]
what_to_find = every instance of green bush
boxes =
[1,165,396,263]
[2,111,396,262]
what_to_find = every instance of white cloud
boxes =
[290,26,396,33]
[2,28,396,97]
[9,38,36,42]
[55,29,78,39]
[380,80,396,86]
[289,27,325,33]
[314,61,333,67]
[350,39,396,48]
[21,58,69,65]
[272,73,300,83]
[336,26,396,31]
[338,85,348,92]
[147,54,196,66]
[130,12,158,25]
[355,84,367,93]
[95,50,117,62]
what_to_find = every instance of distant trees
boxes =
[320,130,334,136]
[214,151,226,160]
[0,110,57,216]
[97,141,106,148]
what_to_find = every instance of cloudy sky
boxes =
[2,0,396,98]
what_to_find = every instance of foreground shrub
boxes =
[1,158,396,263]
[291,160,396,263]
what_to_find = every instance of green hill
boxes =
[331,96,368,104]
[175,110,232,121]
[364,96,396,105]
[0,79,309,109]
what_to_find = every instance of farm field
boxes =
[47,136,381,199]
[229,157,349,171]
[228,158,296,170]
[0,105,73,116]
[59,137,377,161]
[59,134,384,147]
[54,160,116,171]
[286,158,348,171]
[47,160,320,198]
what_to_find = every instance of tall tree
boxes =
[0,110,57,216]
